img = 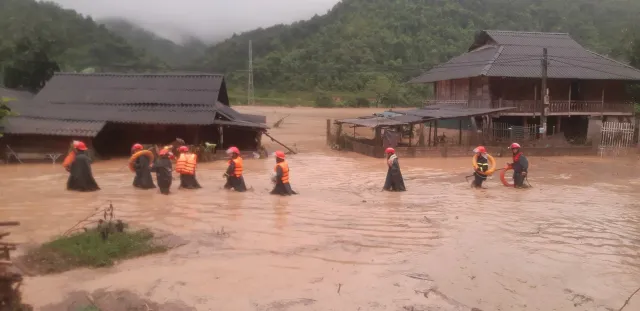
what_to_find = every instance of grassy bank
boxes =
[19,225,167,274]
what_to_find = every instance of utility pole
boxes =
[247,40,255,106]
[540,47,548,138]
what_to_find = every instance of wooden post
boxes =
[219,126,224,149]
[434,120,439,146]
[409,125,413,146]
[458,119,463,145]
[601,88,605,115]
[418,123,425,146]
[326,119,331,145]
[557,116,562,134]
[428,121,432,146]
[534,84,538,116]
[540,48,548,137]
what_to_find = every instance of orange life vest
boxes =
[62,152,75,171]
[275,161,289,183]
[227,157,243,177]
[176,153,197,175]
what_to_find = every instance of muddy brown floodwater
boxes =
[1,107,640,310]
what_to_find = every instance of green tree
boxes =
[200,0,640,98]
[2,33,60,92]
[0,0,164,74]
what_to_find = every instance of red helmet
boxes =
[509,143,521,149]
[132,143,143,150]
[473,146,487,153]
[159,148,170,156]
[274,150,285,159]
[74,141,88,151]
[385,147,395,154]
[178,146,189,152]
[226,146,240,155]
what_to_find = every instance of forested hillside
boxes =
[0,0,164,90]
[202,0,640,97]
[101,18,207,68]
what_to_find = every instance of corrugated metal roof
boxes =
[403,106,514,119]
[335,117,408,128]
[336,105,512,128]
[411,30,640,83]
[1,117,105,137]
[35,72,227,106]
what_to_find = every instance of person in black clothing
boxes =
[152,147,173,195]
[471,145,490,188]
[66,141,100,192]
[383,147,406,192]
[131,143,156,189]
[223,146,247,192]
[270,150,297,196]
[508,142,529,188]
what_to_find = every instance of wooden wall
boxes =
[468,77,491,107]
[489,78,631,102]
[435,78,470,101]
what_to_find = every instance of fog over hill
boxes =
[47,0,341,43]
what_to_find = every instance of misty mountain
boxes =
[200,0,640,92]
[101,18,207,68]
[0,0,163,72]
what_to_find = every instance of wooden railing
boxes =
[491,100,633,114]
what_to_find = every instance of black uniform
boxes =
[180,174,202,189]
[383,154,406,191]
[512,152,529,188]
[152,156,173,195]
[133,154,156,189]
[223,158,247,192]
[472,155,489,188]
[67,150,100,192]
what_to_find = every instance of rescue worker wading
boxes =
[223,146,247,192]
[383,147,406,192]
[270,150,297,196]
[131,143,156,189]
[152,147,173,195]
[176,146,201,189]
[66,141,100,192]
[472,146,489,188]
[508,142,529,188]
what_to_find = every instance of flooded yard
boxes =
[1,107,639,310]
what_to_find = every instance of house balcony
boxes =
[492,99,634,116]
[424,100,634,116]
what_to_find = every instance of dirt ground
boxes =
[1,107,639,311]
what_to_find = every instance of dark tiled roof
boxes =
[2,117,105,137]
[411,30,640,83]
[5,101,268,129]
[35,72,228,105]
[2,72,268,136]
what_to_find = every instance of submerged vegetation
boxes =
[19,225,167,274]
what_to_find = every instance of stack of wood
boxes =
[0,221,30,310]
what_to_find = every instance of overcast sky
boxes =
[48,0,341,42]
